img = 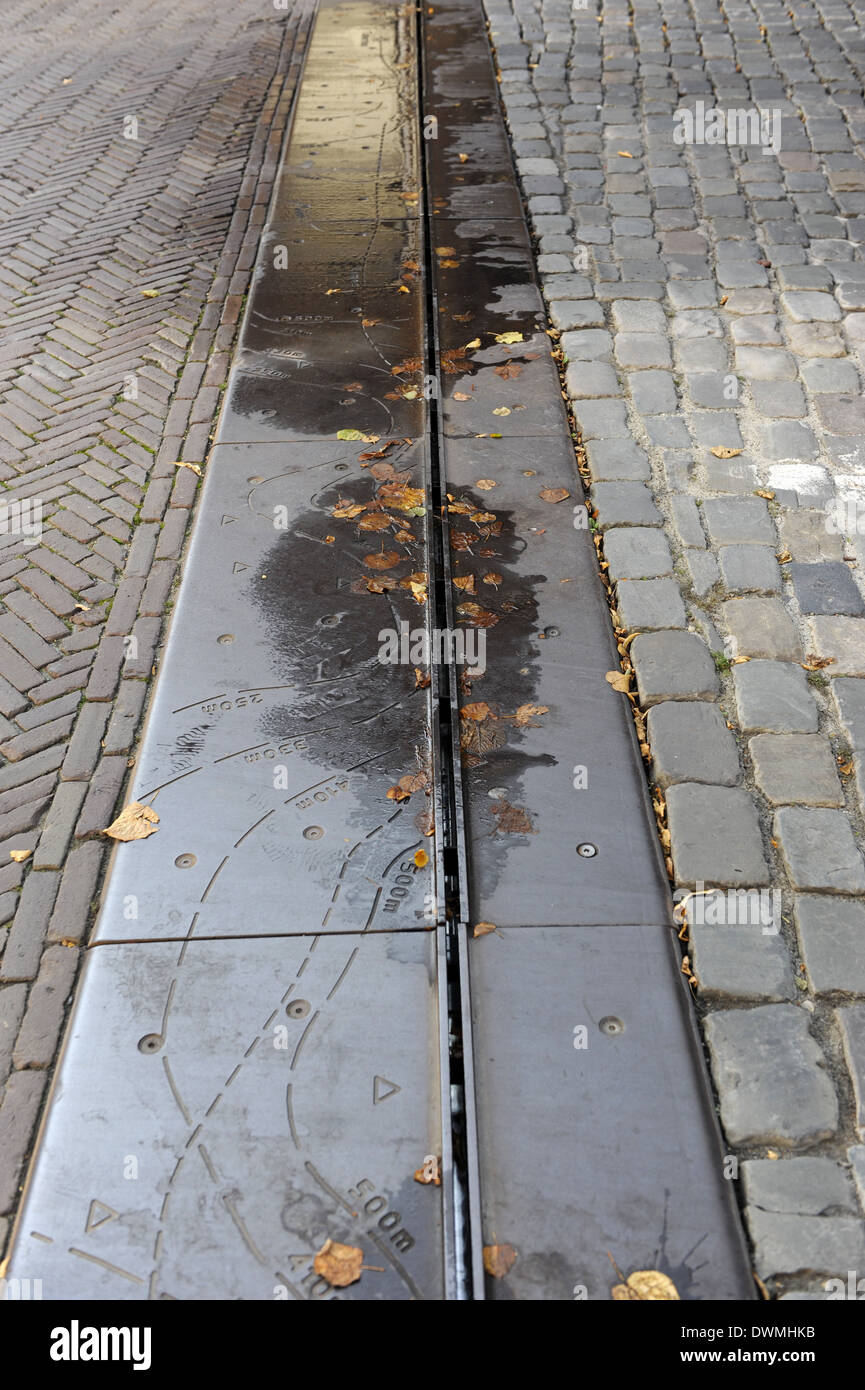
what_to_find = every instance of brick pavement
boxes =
[484,0,865,1294]
[0,0,314,1253]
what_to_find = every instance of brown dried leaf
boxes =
[605,670,631,693]
[332,502,366,520]
[364,550,401,570]
[473,921,498,938]
[391,357,422,376]
[358,513,394,532]
[414,667,431,689]
[313,1239,364,1288]
[482,571,502,587]
[364,576,395,593]
[453,391,471,401]
[539,486,570,503]
[483,1244,517,1278]
[452,574,476,594]
[103,802,159,842]
[476,478,497,491]
[461,701,492,722]
[492,799,534,835]
[494,361,523,380]
[457,601,499,628]
[450,531,475,552]
[514,703,548,726]
[709,446,742,459]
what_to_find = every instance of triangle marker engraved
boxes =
[373,1075,401,1105]
[86,1199,119,1234]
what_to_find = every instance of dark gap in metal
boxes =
[414,1,475,1302]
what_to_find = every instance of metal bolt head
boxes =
[576,842,597,858]
[599,1016,624,1037]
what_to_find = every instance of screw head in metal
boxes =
[599,1016,624,1037]
[576,842,597,858]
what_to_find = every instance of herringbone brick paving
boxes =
[0,0,314,1248]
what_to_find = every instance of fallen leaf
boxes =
[439,258,459,268]
[141,288,159,298]
[470,511,496,524]
[450,531,475,551]
[482,571,502,587]
[454,391,472,401]
[103,802,159,842]
[397,285,410,293]
[414,667,431,689]
[364,550,401,570]
[492,799,534,834]
[361,317,381,328]
[358,441,398,461]
[492,407,511,416]
[802,656,836,670]
[324,288,343,296]
[452,311,472,322]
[9,849,31,863]
[539,487,570,503]
[391,357,422,376]
[313,1239,364,1288]
[332,502,366,520]
[337,428,378,442]
[495,332,524,345]
[463,338,481,350]
[414,849,429,869]
[514,703,548,726]
[473,921,498,938]
[476,478,497,491]
[458,152,469,163]
[358,513,394,532]
[462,701,492,722]
[435,246,456,256]
[483,1244,517,1278]
[364,576,395,593]
[605,670,631,693]
[616,150,635,158]
[709,446,742,459]
[494,361,522,380]
[611,1270,679,1301]
[452,574,476,594]
[324,535,335,544]
[173,461,202,476]
[457,601,499,627]
[754,488,775,500]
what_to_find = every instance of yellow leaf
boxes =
[464,338,481,349]
[458,152,469,163]
[476,478,497,490]
[492,407,511,416]
[141,288,159,298]
[103,802,159,842]
[709,446,742,458]
[616,150,634,157]
[414,849,429,868]
[173,460,202,476]
[611,1270,680,1301]
[313,1239,364,1288]
[483,1243,517,1276]
[539,487,570,503]
[495,332,524,344]
[9,849,31,863]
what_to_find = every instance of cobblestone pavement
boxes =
[0,0,313,1254]
[483,0,865,1295]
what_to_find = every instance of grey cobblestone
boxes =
[647,701,740,787]
[667,783,769,887]
[774,808,865,894]
[749,735,844,808]
[704,1005,838,1146]
[690,922,795,1003]
[630,631,719,705]
[795,896,865,996]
